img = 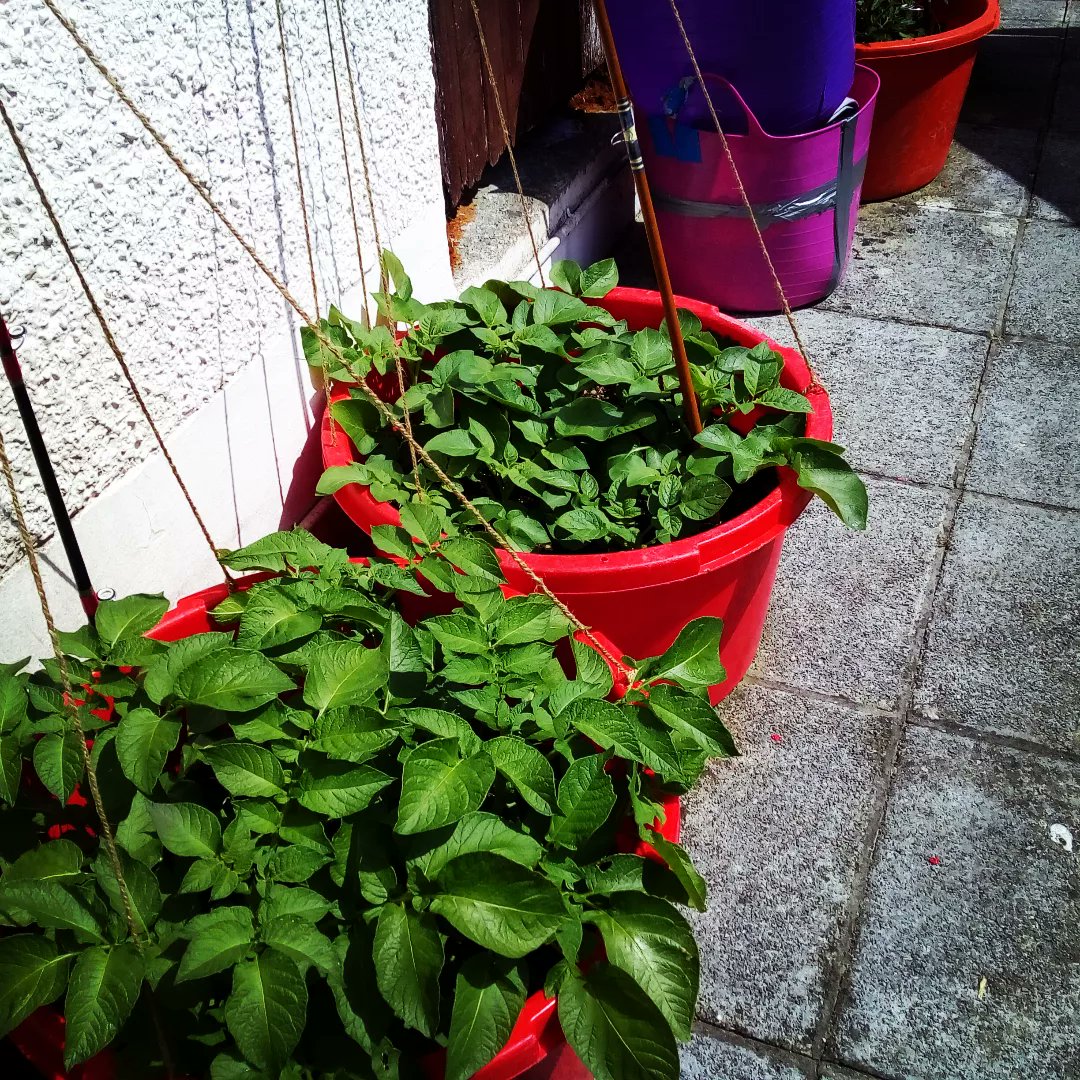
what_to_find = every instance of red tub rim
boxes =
[855,0,1000,58]
[322,286,833,590]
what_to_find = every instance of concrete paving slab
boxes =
[750,478,949,709]
[681,1028,814,1080]
[963,33,1062,127]
[681,685,892,1052]
[1050,51,1080,131]
[750,308,986,488]
[830,724,1080,1080]
[1004,219,1080,343]
[821,203,1017,334]
[1032,132,1080,222]
[997,0,1068,31]
[915,494,1080,750]
[967,339,1080,508]
[897,124,1038,217]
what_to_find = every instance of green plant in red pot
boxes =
[0,524,736,1080]
[316,254,867,703]
[855,0,1001,199]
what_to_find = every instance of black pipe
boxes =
[0,313,98,619]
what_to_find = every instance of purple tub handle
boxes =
[662,72,768,140]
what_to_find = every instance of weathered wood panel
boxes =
[431,0,596,206]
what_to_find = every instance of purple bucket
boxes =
[642,65,880,315]
[607,0,856,135]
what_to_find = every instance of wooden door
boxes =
[431,0,602,206]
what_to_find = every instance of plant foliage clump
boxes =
[0,523,738,1080]
[312,255,867,554]
[856,0,945,43]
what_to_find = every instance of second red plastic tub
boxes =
[9,575,681,1080]
[322,286,832,703]
[856,0,1000,200]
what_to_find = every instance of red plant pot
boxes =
[322,285,832,704]
[856,0,1000,200]
[10,574,681,1080]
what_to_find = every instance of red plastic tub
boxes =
[856,0,1000,200]
[322,286,832,703]
[10,575,680,1080]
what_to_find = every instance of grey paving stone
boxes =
[682,685,892,1053]
[1004,220,1080,343]
[915,494,1080,750]
[997,0,1068,31]
[963,34,1061,127]
[681,1027,814,1080]
[967,339,1080,508]
[898,124,1038,217]
[750,478,949,709]
[750,308,986,488]
[821,203,1017,334]
[1032,132,1080,222]
[830,725,1080,1080]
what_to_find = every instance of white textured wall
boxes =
[0,0,453,659]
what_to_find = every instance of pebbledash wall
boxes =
[0,0,455,660]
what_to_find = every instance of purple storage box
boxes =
[642,65,880,314]
[606,0,856,135]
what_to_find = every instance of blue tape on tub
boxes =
[647,114,702,163]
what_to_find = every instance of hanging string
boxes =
[332,0,421,496]
[274,0,320,322]
[466,0,546,286]
[0,422,175,1075]
[0,98,232,588]
[40,0,628,677]
[319,0,368,305]
[664,0,820,392]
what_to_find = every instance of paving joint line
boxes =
[906,712,1080,763]
[807,75,1047,1058]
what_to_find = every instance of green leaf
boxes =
[260,917,333,974]
[92,851,162,935]
[639,617,725,689]
[679,474,731,522]
[221,529,341,575]
[492,595,570,648]
[143,632,233,704]
[554,399,656,442]
[425,429,477,457]
[0,736,21,806]
[225,951,308,1074]
[486,736,556,814]
[759,387,812,412]
[303,640,387,713]
[0,674,28,734]
[373,902,444,1037]
[547,753,615,849]
[579,258,619,298]
[381,612,426,698]
[411,812,544,880]
[236,590,321,651]
[426,613,490,655]
[446,953,526,1080]
[63,944,144,1068]
[557,964,679,1080]
[437,537,504,583]
[583,894,698,1039]
[311,710,401,764]
[396,741,495,835]
[561,699,682,776]
[4,839,84,883]
[431,853,566,958]
[259,884,332,924]
[514,322,565,354]
[790,441,869,530]
[32,730,84,802]
[148,801,222,858]
[645,684,738,758]
[177,906,256,981]
[268,845,332,884]
[200,742,287,798]
[403,708,481,757]
[115,708,180,794]
[0,936,71,1038]
[297,757,393,817]
[173,649,294,712]
[95,594,169,649]
[0,879,106,939]
[645,830,708,912]
[548,259,583,295]
[460,285,508,327]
